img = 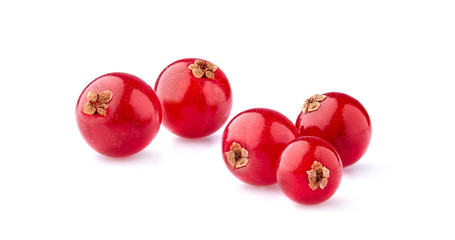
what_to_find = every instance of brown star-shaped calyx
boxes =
[82,90,113,116]
[188,59,217,79]
[302,94,326,114]
[307,161,330,190]
[225,142,249,169]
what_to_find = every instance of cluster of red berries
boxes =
[222,93,371,205]
[76,58,371,205]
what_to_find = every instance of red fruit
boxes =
[76,72,162,157]
[154,58,233,138]
[277,136,343,205]
[222,108,300,186]
[296,92,372,167]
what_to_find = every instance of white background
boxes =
[1,0,454,239]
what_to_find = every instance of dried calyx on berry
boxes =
[188,59,217,79]
[307,161,330,190]
[82,90,113,116]
[225,142,249,169]
[302,94,326,114]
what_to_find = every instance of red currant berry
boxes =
[76,72,162,157]
[296,92,372,167]
[277,136,343,205]
[154,58,233,138]
[222,108,300,186]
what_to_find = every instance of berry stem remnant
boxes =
[307,161,330,190]
[302,94,326,114]
[188,59,217,79]
[82,90,113,116]
[225,142,249,169]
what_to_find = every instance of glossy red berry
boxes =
[296,92,372,167]
[76,72,162,157]
[277,136,343,205]
[154,58,233,138]
[222,108,300,186]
